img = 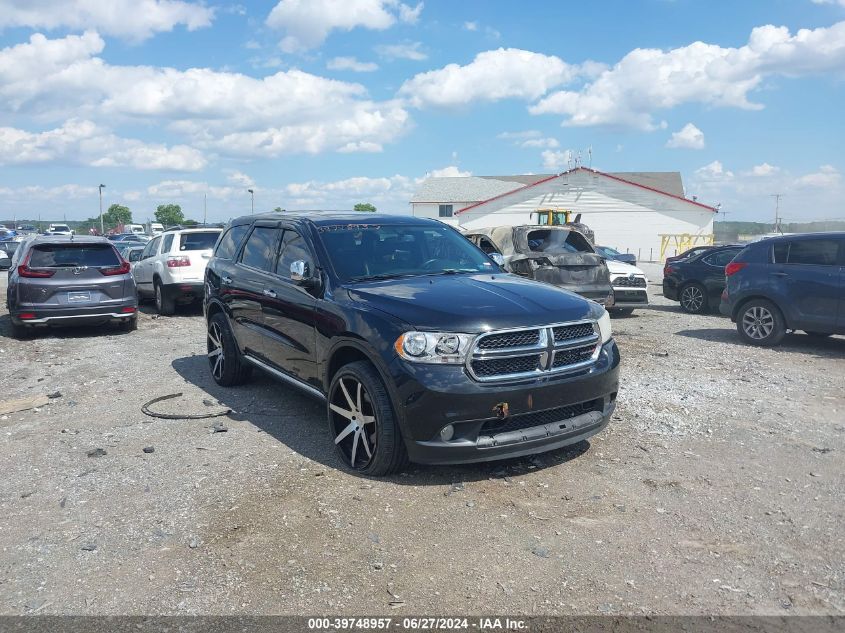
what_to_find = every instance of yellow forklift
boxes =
[531,208,595,243]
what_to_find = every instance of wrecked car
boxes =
[466,226,614,307]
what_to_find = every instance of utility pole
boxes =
[98,184,106,234]
[771,193,783,233]
[203,193,207,225]
[248,188,255,214]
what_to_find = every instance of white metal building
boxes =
[411,168,716,261]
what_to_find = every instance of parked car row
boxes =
[662,235,844,346]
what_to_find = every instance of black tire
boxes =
[679,282,708,314]
[611,308,634,317]
[207,312,252,386]
[736,299,786,347]
[154,279,176,316]
[118,314,138,333]
[328,360,408,476]
[805,331,832,338]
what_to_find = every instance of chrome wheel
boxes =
[207,321,225,380]
[680,285,705,312]
[330,376,377,470]
[742,306,774,340]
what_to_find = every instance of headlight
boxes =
[597,310,612,344]
[394,331,474,364]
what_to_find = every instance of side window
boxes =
[478,237,499,255]
[439,204,453,218]
[773,242,789,264]
[276,230,312,276]
[143,237,161,259]
[239,226,281,272]
[215,225,249,260]
[784,239,840,266]
[703,249,739,267]
[162,234,174,254]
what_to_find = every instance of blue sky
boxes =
[0,0,843,224]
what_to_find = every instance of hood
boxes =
[346,273,597,332]
[606,259,645,277]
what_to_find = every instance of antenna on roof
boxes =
[587,146,592,169]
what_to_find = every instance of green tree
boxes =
[155,204,184,228]
[103,203,132,227]
[354,202,376,212]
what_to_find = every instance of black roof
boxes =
[230,211,442,228]
[759,231,845,242]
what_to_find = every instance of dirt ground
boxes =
[0,265,842,616]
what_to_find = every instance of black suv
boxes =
[203,212,620,475]
[720,233,845,346]
[662,244,744,313]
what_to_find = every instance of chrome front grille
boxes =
[467,320,601,382]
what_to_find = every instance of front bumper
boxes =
[611,287,648,308]
[389,339,620,465]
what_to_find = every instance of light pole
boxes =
[98,184,106,234]
[247,188,254,214]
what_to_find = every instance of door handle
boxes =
[770,272,787,277]
[263,288,277,298]
[221,276,232,285]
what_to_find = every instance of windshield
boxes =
[318,223,496,281]
[597,246,620,257]
[51,225,70,232]
[525,229,594,254]
[179,231,220,251]
[29,243,120,268]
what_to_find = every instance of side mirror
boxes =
[290,260,310,283]
[490,253,505,267]
[129,252,141,262]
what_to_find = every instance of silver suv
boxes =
[6,236,137,338]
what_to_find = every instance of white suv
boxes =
[133,227,222,315]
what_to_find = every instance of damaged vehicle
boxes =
[466,226,613,308]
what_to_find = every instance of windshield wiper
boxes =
[433,268,478,275]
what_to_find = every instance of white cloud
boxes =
[327,56,379,72]
[463,21,478,31]
[399,48,581,108]
[811,0,845,7]
[226,170,254,187]
[0,0,214,42]
[0,32,411,159]
[531,21,845,129]
[688,161,844,220]
[750,162,779,176]
[695,160,734,182]
[427,165,471,177]
[666,123,705,149]
[521,137,559,149]
[541,149,572,171]
[0,119,206,171]
[794,164,841,188]
[337,141,383,153]
[266,0,423,52]
[375,41,427,61]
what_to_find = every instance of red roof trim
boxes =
[455,167,717,214]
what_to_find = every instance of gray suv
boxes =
[6,236,138,338]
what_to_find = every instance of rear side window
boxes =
[240,227,281,272]
[29,244,119,268]
[162,234,174,253]
[703,249,740,267]
[179,231,220,252]
[215,225,249,260]
[773,239,840,265]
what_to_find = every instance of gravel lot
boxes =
[0,264,842,615]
